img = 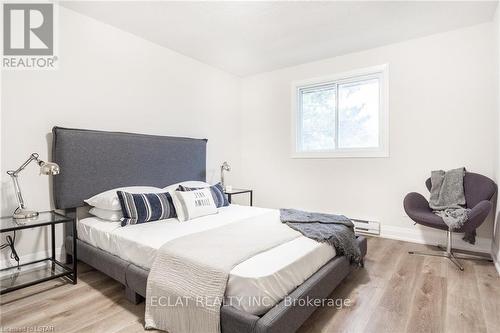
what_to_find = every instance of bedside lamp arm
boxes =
[7,153,41,177]
[221,165,225,189]
[6,153,41,210]
[220,161,231,190]
[9,174,26,210]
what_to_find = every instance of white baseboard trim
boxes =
[0,247,65,270]
[380,224,492,254]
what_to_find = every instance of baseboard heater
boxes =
[351,219,380,236]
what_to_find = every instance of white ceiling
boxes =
[61,1,498,77]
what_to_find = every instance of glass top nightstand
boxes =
[224,188,253,206]
[0,211,77,295]
[0,211,72,232]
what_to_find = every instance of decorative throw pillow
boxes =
[117,191,176,227]
[178,182,229,208]
[173,188,218,222]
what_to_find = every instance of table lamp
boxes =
[220,161,231,190]
[6,153,60,219]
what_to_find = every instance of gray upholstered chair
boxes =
[403,172,496,270]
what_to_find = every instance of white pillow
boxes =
[84,186,163,211]
[173,188,217,222]
[163,181,210,194]
[89,207,123,221]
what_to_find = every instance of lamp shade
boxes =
[221,161,231,172]
[39,161,60,175]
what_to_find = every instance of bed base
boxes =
[65,236,367,333]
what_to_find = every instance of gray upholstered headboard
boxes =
[52,127,207,209]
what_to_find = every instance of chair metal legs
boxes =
[436,244,493,261]
[408,229,493,271]
[408,249,464,270]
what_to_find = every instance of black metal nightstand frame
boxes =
[224,188,253,206]
[0,211,77,295]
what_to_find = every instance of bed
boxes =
[52,126,367,333]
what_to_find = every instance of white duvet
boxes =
[78,205,336,315]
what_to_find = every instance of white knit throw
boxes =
[144,211,300,333]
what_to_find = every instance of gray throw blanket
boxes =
[429,167,473,242]
[280,208,362,265]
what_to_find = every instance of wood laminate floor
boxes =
[1,237,499,333]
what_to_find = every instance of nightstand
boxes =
[0,211,77,295]
[224,188,253,206]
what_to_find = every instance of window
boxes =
[291,65,388,158]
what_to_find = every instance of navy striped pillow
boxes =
[117,191,176,227]
[178,182,229,208]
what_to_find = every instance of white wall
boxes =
[0,7,241,267]
[237,22,497,252]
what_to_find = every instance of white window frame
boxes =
[291,64,389,158]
